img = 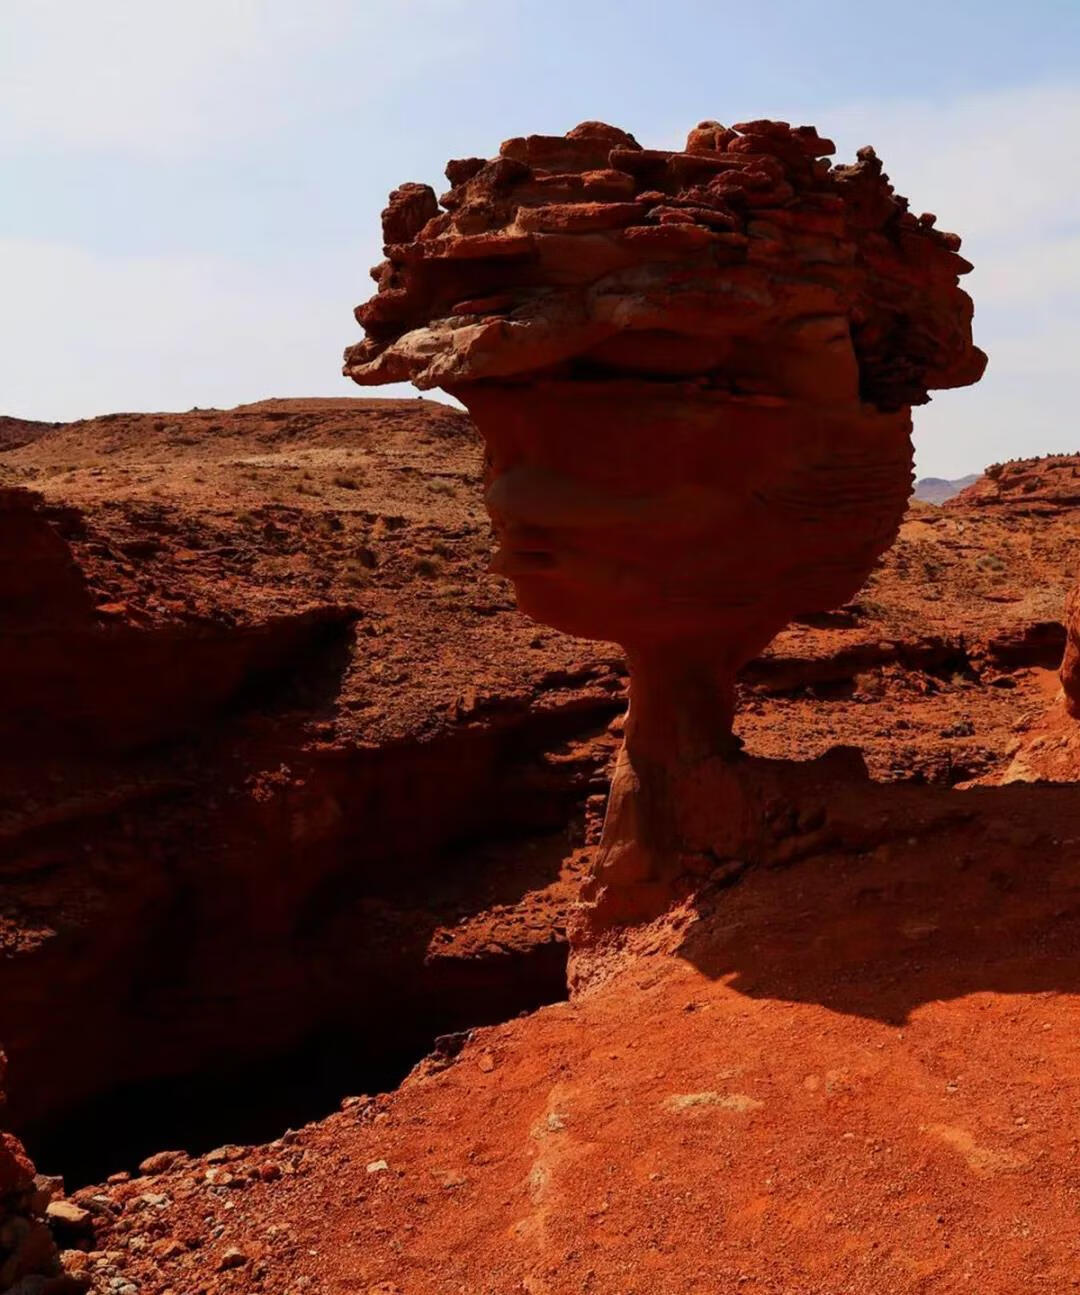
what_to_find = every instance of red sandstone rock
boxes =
[380,183,439,246]
[949,452,1080,514]
[345,119,986,920]
[0,1054,34,1201]
[5,394,1080,1292]
[1063,584,1080,719]
[1,1056,66,1294]
[0,1134,34,1199]
[345,118,984,407]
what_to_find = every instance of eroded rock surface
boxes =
[950,452,1080,513]
[346,119,986,921]
[4,400,1080,1295]
[1063,584,1080,719]
[0,400,620,1186]
[0,1053,72,1294]
[345,119,983,405]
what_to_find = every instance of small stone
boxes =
[218,1247,249,1271]
[68,1194,116,1221]
[477,1051,496,1073]
[150,1238,186,1261]
[131,1192,170,1209]
[32,1174,65,1207]
[46,1201,92,1232]
[0,1132,35,1196]
[204,1144,244,1165]
[366,1160,389,1175]
[138,1150,186,1175]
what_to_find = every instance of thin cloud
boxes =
[0,237,398,420]
[0,0,477,158]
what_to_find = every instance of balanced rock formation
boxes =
[345,119,985,919]
[1064,584,1080,719]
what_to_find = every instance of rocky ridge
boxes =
[912,473,978,504]
[949,452,1080,514]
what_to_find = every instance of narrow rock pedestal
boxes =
[344,117,986,924]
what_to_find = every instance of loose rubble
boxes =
[0,1054,82,1294]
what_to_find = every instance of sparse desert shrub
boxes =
[413,555,443,579]
[340,559,372,588]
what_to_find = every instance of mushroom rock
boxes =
[1063,584,1080,720]
[344,119,986,923]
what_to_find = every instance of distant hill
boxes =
[0,415,59,452]
[912,473,979,504]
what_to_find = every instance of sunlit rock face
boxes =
[345,118,985,921]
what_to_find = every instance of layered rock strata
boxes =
[345,118,985,920]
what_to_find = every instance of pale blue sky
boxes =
[2,0,1078,477]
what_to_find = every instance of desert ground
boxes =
[0,397,1077,1293]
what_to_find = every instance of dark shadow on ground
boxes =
[675,772,1080,1026]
